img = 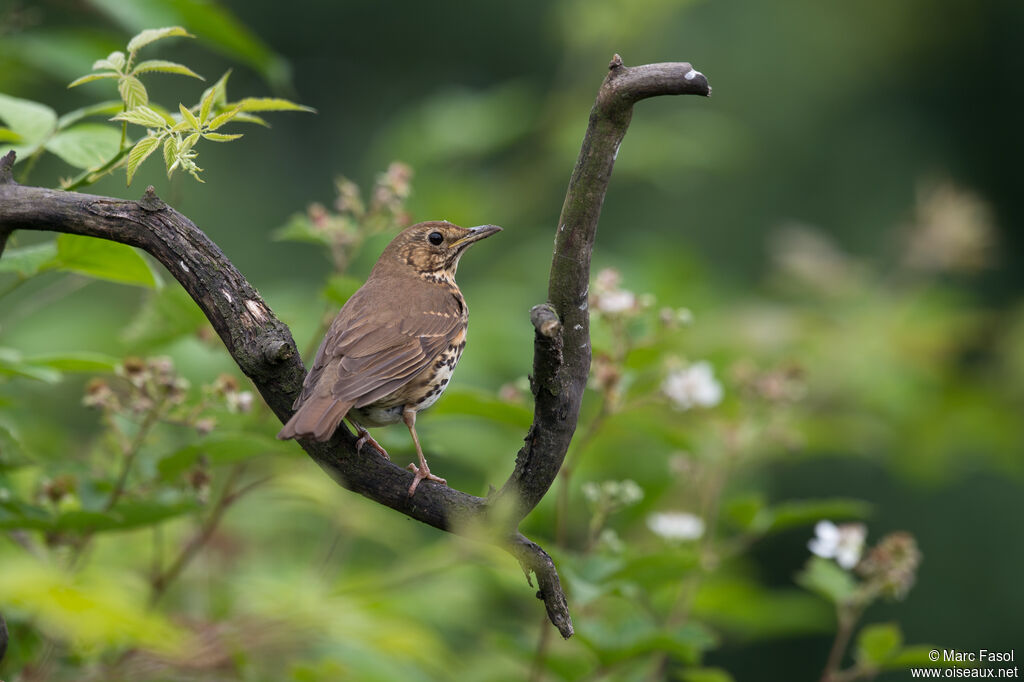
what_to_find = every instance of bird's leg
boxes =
[402,407,446,496]
[347,418,389,460]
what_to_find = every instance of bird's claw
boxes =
[406,463,446,496]
[355,431,389,460]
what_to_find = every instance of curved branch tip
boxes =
[0,151,16,184]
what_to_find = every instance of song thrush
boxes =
[277,220,501,495]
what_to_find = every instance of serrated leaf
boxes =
[199,71,231,113]
[182,132,200,150]
[0,241,59,277]
[131,59,204,80]
[112,106,168,129]
[118,75,148,109]
[67,71,120,88]
[55,234,159,288]
[199,87,216,124]
[126,27,192,55]
[0,93,57,156]
[231,97,315,113]
[202,132,242,142]
[230,112,270,127]
[207,105,241,131]
[92,51,125,72]
[125,134,162,184]
[57,100,125,130]
[856,623,903,666]
[162,136,177,173]
[45,124,122,169]
[178,103,201,131]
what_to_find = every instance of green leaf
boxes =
[199,71,231,112]
[0,498,53,530]
[231,112,270,127]
[691,577,834,639]
[131,59,203,80]
[608,548,700,586]
[55,500,199,533]
[0,93,58,157]
[126,27,192,55]
[231,97,315,113]
[764,498,873,534]
[272,212,332,247]
[202,132,242,142]
[118,75,148,109]
[122,284,207,347]
[579,620,718,667]
[24,352,120,373]
[92,51,126,72]
[178,103,201,131]
[112,106,170,129]
[125,134,162,184]
[207,105,241,131]
[0,241,59,277]
[795,556,858,604]
[429,387,533,428]
[44,124,122,169]
[198,86,217,124]
[856,623,904,666]
[0,347,62,383]
[158,432,291,481]
[322,274,363,304]
[162,135,177,174]
[57,100,125,130]
[0,127,21,143]
[55,234,159,288]
[67,71,120,88]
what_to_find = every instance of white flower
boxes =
[662,361,723,410]
[647,511,705,541]
[597,289,636,313]
[808,520,866,570]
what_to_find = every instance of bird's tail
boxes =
[277,396,354,441]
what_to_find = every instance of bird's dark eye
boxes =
[428,231,444,246]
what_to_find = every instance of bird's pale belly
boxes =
[349,341,464,427]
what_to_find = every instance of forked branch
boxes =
[0,56,709,639]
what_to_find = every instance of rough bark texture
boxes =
[0,56,709,640]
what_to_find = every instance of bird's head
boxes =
[377,221,502,282]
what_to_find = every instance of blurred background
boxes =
[1,0,1022,680]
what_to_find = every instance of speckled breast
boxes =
[350,332,467,427]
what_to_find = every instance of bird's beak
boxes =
[450,224,502,249]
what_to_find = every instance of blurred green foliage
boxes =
[1,0,1023,680]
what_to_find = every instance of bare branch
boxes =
[494,57,709,517]
[0,56,709,639]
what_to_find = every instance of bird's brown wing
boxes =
[278,276,463,441]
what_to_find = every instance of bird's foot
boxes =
[405,462,447,496]
[355,429,389,460]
